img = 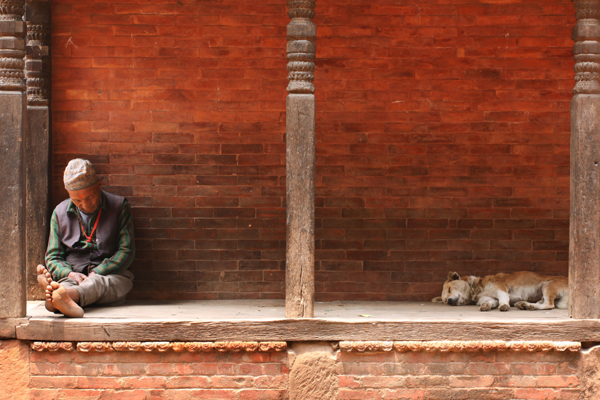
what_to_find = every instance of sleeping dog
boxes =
[432,271,568,312]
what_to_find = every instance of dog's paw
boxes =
[480,303,492,312]
[515,301,527,310]
[499,304,510,312]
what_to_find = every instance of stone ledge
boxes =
[19,301,600,342]
[0,318,28,339]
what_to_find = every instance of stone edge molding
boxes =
[30,341,288,353]
[338,341,581,353]
[29,341,581,353]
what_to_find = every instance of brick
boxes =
[532,240,569,251]
[338,389,384,399]
[183,390,236,399]
[238,389,287,400]
[449,376,495,388]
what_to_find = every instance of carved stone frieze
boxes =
[28,340,583,353]
[30,342,74,352]
[31,341,288,353]
[339,341,581,353]
[78,342,114,352]
[286,0,316,94]
[573,1,600,94]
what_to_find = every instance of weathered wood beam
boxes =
[285,0,316,318]
[16,318,600,342]
[25,1,50,301]
[0,0,27,319]
[570,0,600,319]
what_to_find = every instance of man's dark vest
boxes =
[55,191,124,273]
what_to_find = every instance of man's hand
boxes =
[67,271,87,284]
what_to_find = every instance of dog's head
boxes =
[432,271,474,306]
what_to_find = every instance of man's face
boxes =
[67,181,102,214]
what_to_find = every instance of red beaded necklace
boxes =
[80,209,102,243]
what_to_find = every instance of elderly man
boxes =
[37,159,135,317]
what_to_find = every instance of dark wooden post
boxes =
[570,0,600,319]
[0,0,27,318]
[25,1,50,300]
[285,0,316,318]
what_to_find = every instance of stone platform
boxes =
[14,300,598,343]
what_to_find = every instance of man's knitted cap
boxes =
[64,159,99,191]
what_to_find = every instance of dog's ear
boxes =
[447,271,460,281]
[431,296,443,303]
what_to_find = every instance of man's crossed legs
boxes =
[37,265,133,317]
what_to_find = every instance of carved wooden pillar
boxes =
[570,0,600,319]
[25,1,50,300]
[0,0,27,318]
[285,0,316,318]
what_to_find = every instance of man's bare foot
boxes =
[37,265,56,312]
[50,282,84,318]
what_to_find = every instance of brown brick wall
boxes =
[26,344,584,399]
[29,347,289,399]
[50,0,574,300]
[336,350,581,399]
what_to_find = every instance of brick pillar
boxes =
[570,0,600,319]
[0,0,27,318]
[288,343,337,400]
[285,0,316,318]
[25,1,50,301]
[0,340,30,399]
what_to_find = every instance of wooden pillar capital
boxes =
[286,0,316,94]
[25,1,50,107]
[0,0,26,92]
[573,0,600,95]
